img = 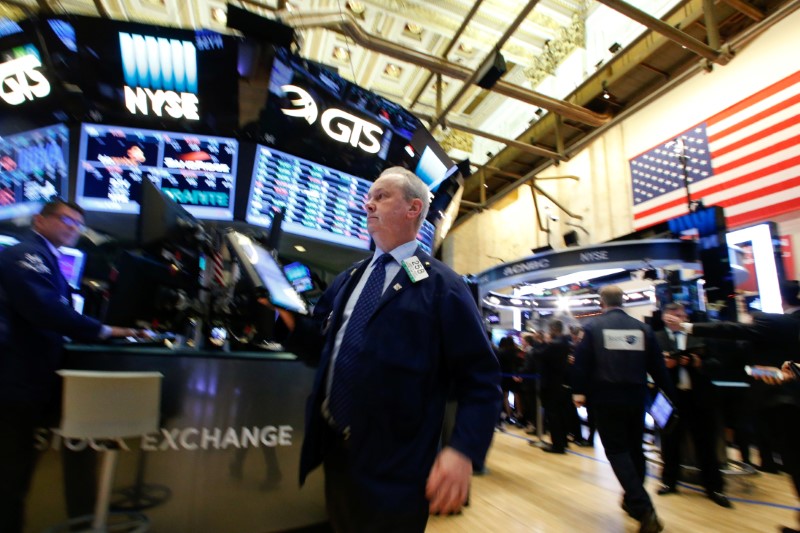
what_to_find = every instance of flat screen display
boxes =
[75,123,237,220]
[246,145,371,250]
[58,246,86,290]
[283,261,314,293]
[0,124,68,221]
[417,219,435,255]
[226,231,309,315]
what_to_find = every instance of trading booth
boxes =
[0,14,464,533]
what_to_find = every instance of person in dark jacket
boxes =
[276,167,501,533]
[664,280,800,533]
[0,199,142,533]
[536,319,572,453]
[572,285,673,533]
[654,303,731,507]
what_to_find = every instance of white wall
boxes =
[446,8,800,280]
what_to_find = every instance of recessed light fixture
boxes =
[333,46,350,62]
[294,245,307,252]
[211,7,227,24]
[347,1,366,15]
[383,63,402,78]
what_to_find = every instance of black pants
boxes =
[765,403,800,498]
[323,437,429,533]
[0,401,47,533]
[542,386,569,451]
[660,389,723,493]
[595,403,653,521]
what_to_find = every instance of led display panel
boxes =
[417,219,435,254]
[246,145,371,250]
[0,123,68,221]
[75,123,237,220]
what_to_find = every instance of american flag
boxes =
[631,69,800,230]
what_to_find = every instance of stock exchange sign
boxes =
[119,32,199,120]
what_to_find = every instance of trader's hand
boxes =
[426,446,471,515]
[107,326,152,339]
[664,352,678,369]
[663,314,682,329]
[781,361,798,382]
[257,297,296,332]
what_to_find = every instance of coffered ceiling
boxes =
[2,0,798,234]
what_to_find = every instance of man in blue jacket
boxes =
[0,198,140,533]
[572,285,673,533]
[279,167,501,533]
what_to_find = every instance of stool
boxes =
[45,370,163,533]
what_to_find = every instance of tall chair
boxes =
[46,370,163,533]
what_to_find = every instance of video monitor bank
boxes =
[75,123,237,220]
[0,124,68,221]
[246,145,371,250]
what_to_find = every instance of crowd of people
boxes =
[493,283,800,533]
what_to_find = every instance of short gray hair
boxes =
[378,166,430,229]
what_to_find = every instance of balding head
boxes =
[599,285,624,308]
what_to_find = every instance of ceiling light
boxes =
[211,7,227,24]
[294,245,306,252]
[383,63,402,78]
[332,46,349,62]
[347,1,366,14]
[405,22,422,35]
[458,42,473,54]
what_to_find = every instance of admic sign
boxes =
[280,84,384,154]
[0,45,51,106]
[119,32,199,120]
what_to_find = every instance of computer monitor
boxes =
[75,123,238,220]
[0,124,69,221]
[245,144,371,250]
[225,230,309,315]
[58,246,86,290]
[283,261,314,293]
[416,219,436,255]
[137,177,204,249]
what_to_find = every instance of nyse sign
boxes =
[280,84,384,154]
[0,53,51,106]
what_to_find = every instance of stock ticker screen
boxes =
[0,124,68,221]
[75,123,237,220]
[246,145,371,250]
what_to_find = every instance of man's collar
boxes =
[374,239,419,266]
[33,230,61,258]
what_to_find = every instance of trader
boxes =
[279,167,501,532]
[654,303,731,508]
[664,280,800,533]
[0,198,143,533]
[572,285,673,533]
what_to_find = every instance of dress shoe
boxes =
[638,508,664,533]
[541,445,566,454]
[575,438,593,447]
[708,492,733,508]
[656,484,677,495]
[620,499,635,519]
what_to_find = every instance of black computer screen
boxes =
[75,123,237,220]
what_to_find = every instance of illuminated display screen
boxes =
[0,123,68,221]
[417,219,435,254]
[246,145,371,250]
[75,123,237,220]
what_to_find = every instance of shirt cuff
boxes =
[681,322,693,334]
[99,325,113,339]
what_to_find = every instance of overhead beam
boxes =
[721,0,765,21]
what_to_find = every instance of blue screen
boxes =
[75,123,237,220]
[0,124,69,221]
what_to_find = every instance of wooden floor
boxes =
[427,425,799,533]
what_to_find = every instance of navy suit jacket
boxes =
[286,248,501,510]
[0,232,102,404]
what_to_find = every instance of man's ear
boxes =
[407,198,423,219]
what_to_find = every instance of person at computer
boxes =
[274,167,501,533]
[0,198,148,533]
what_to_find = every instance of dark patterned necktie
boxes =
[328,253,393,432]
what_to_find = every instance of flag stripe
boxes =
[631,69,800,230]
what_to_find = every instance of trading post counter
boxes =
[26,344,327,533]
